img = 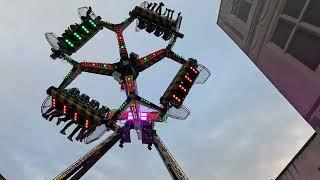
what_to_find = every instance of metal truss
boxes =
[53,131,120,180]
[53,132,188,180]
[153,133,189,180]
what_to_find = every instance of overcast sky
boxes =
[0,0,315,179]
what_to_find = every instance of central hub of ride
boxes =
[112,53,140,96]
[120,53,140,80]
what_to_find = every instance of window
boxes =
[231,0,252,22]
[238,1,252,22]
[271,0,320,71]
[302,0,320,28]
[271,19,294,48]
[282,0,306,18]
[287,29,320,71]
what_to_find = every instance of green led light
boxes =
[82,26,90,34]
[174,53,182,58]
[89,19,97,27]
[65,39,74,47]
[65,71,72,79]
[161,113,168,123]
[142,98,150,104]
[73,32,82,40]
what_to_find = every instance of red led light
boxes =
[52,98,56,108]
[115,28,127,54]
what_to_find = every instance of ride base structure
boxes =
[41,2,210,180]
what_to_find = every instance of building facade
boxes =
[217,1,320,179]
[217,0,320,132]
[274,132,320,180]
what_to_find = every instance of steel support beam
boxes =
[153,133,189,180]
[53,131,120,180]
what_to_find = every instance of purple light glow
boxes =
[127,112,148,120]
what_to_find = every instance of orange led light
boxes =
[85,120,89,128]
[190,66,199,74]
[74,112,78,121]
[63,105,67,115]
